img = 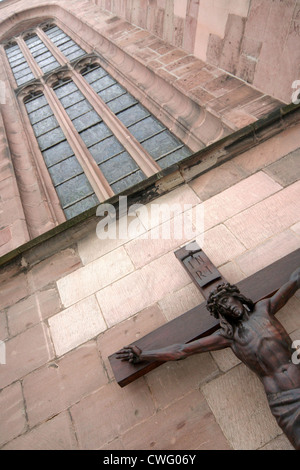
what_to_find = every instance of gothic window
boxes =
[2,21,192,220]
[4,42,35,85]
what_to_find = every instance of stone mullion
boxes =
[35,27,66,67]
[0,93,31,247]
[43,84,114,202]
[72,70,161,178]
[16,36,43,79]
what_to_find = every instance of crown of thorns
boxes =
[206,282,252,318]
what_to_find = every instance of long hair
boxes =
[206,283,255,338]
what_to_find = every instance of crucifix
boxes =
[109,243,300,450]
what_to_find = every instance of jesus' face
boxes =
[218,295,245,320]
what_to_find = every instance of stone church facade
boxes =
[0,0,299,450]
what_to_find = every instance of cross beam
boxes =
[109,246,300,387]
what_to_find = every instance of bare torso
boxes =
[230,300,300,394]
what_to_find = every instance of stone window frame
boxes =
[0,8,228,236]
[1,19,198,222]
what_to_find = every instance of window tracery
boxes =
[1,20,192,220]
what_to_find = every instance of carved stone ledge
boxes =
[2,38,17,48]
[44,65,72,88]
[16,80,44,101]
[39,19,56,32]
[22,29,37,41]
[72,53,102,74]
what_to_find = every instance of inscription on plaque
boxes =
[183,251,221,288]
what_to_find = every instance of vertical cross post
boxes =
[174,243,227,300]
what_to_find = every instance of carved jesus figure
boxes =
[117,267,300,449]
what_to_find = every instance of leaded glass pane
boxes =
[43,140,74,167]
[30,43,47,55]
[32,115,59,137]
[37,127,66,151]
[65,100,93,120]
[5,44,19,55]
[55,173,94,208]
[25,95,48,113]
[64,194,99,219]
[60,43,78,55]
[110,171,145,193]
[53,36,70,48]
[13,67,33,81]
[141,130,183,160]
[117,104,150,127]
[9,56,27,67]
[60,90,85,108]
[89,136,124,165]
[128,116,165,142]
[44,26,60,38]
[83,67,107,83]
[80,122,112,147]
[17,73,35,86]
[89,75,116,93]
[98,83,126,103]
[48,156,84,186]
[157,146,193,169]
[28,104,54,125]
[11,61,29,73]
[99,151,139,184]
[55,81,78,99]
[72,110,100,132]
[34,50,52,62]
[107,93,138,114]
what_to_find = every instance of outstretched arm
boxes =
[116,330,231,364]
[268,267,300,315]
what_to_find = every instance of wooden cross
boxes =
[109,243,300,387]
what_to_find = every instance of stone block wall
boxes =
[94,0,300,103]
[0,121,299,450]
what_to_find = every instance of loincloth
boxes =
[267,388,300,450]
